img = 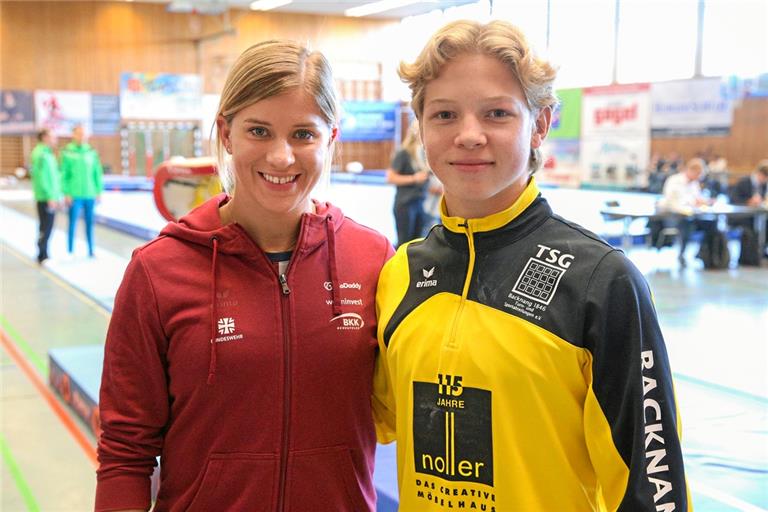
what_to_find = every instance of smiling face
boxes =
[217,87,335,222]
[420,52,550,219]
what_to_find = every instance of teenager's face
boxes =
[420,52,550,219]
[217,88,335,220]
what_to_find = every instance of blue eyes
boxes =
[430,109,512,121]
[247,127,315,140]
[488,109,510,118]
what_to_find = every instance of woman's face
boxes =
[420,52,550,219]
[217,87,335,220]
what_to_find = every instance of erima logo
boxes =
[324,281,362,291]
[218,317,235,335]
[416,266,438,288]
[330,312,365,330]
[213,317,244,343]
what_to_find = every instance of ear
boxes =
[216,115,231,152]
[530,106,552,150]
[330,126,339,145]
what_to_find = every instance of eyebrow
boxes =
[242,118,322,128]
[426,96,518,106]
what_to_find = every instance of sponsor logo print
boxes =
[323,281,362,291]
[213,317,244,343]
[218,317,235,335]
[330,312,365,330]
[510,244,573,305]
[416,266,438,288]
[413,374,493,486]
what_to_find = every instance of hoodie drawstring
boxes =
[325,215,342,317]
[207,236,220,385]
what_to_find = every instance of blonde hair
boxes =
[214,40,339,194]
[401,119,427,173]
[398,20,558,173]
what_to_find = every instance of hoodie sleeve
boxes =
[59,149,71,197]
[92,149,104,195]
[95,251,169,511]
[582,250,691,512]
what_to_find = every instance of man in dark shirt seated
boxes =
[729,160,768,263]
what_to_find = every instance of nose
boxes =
[454,116,486,149]
[266,139,295,169]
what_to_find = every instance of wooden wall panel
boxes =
[651,97,768,181]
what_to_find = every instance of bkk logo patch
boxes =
[330,312,365,331]
[413,374,493,486]
[213,317,244,343]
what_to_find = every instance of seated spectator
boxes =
[659,158,717,267]
[729,160,768,264]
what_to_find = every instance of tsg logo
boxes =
[217,317,235,335]
[511,244,574,305]
[413,374,493,485]
[416,266,438,288]
[330,312,365,331]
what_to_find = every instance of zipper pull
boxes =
[279,273,291,295]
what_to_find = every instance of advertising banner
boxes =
[651,78,733,137]
[91,94,121,136]
[580,84,650,186]
[0,90,35,135]
[34,90,92,136]
[339,101,399,142]
[120,72,202,120]
[549,88,582,140]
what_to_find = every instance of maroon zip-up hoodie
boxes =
[95,194,393,511]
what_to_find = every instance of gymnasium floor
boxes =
[1,179,766,511]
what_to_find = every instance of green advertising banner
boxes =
[549,88,582,140]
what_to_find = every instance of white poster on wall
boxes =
[34,90,92,136]
[120,72,202,120]
[651,77,733,137]
[580,84,650,187]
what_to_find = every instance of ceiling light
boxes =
[250,0,292,10]
[345,0,437,17]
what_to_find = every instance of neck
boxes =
[219,200,312,253]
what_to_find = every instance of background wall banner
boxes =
[339,101,399,142]
[34,90,92,136]
[651,77,733,137]
[0,90,35,135]
[120,73,202,121]
[549,88,582,140]
[91,95,120,136]
[580,83,650,186]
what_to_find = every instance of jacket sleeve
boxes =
[60,151,71,197]
[372,247,398,444]
[582,250,691,512]
[31,150,53,199]
[93,150,104,194]
[95,251,169,511]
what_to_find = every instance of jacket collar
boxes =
[441,178,540,234]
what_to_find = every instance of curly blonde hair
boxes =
[398,20,558,173]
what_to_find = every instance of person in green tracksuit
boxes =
[373,20,691,511]
[30,128,62,264]
[61,123,103,257]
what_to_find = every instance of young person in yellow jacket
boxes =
[30,128,62,264]
[373,20,691,512]
[61,123,103,257]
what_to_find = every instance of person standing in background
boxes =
[30,128,62,264]
[386,120,431,247]
[61,123,103,258]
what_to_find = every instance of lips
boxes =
[450,159,494,171]
[260,172,298,185]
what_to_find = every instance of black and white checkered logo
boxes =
[511,257,566,305]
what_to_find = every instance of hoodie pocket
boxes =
[186,452,277,512]
[286,445,369,512]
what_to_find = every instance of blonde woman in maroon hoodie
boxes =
[95,40,393,512]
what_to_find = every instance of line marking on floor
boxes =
[0,432,41,512]
[0,315,46,376]
[690,481,768,512]
[0,329,98,469]
[1,243,111,319]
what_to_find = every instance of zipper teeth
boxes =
[447,221,475,348]
[277,292,291,511]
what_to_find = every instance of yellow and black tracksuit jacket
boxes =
[373,180,691,511]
